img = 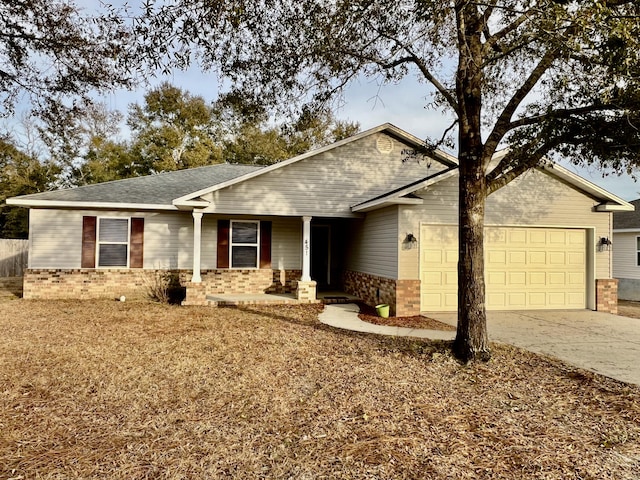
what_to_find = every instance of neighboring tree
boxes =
[0,137,59,238]
[214,92,360,164]
[137,0,640,361]
[128,82,223,173]
[39,99,131,186]
[0,0,135,120]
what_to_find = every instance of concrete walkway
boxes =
[319,303,456,341]
[320,304,640,386]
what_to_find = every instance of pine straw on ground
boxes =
[357,302,456,331]
[1,301,639,479]
[618,300,640,320]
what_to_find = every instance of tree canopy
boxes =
[136,0,640,361]
[0,0,136,120]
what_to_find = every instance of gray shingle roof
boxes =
[614,198,640,229]
[14,164,263,206]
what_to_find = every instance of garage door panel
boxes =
[488,250,507,265]
[420,226,586,311]
[487,271,507,285]
[509,272,526,285]
[549,272,566,285]
[529,292,546,306]
[529,251,547,264]
[549,252,566,265]
[568,252,585,265]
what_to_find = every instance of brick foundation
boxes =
[343,270,421,316]
[596,278,618,314]
[24,268,301,302]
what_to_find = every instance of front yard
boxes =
[1,300,640,479]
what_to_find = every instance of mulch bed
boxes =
[357,302,456,331]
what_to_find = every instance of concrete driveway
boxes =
[429,310,640,386]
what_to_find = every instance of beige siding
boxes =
[346,206,398,279]
[613,232,640,279]
[398,168,612,279]
[29,209,302,271]
[203,133,448,217]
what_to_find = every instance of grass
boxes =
[1,300,640,479]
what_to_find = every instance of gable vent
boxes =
[376,135,393,154]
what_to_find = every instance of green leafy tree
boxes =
[128,82,223,173]
[39,99,132,186]
[137,0,640,361]
[0,137,59,238]
[214,92,360,164]
[0,0,135,120]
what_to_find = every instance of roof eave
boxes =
[352,167,458,212]
[540,164,633,210]
[6,198,179,211]
[595,202,635,212]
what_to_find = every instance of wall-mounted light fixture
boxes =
[598,237,612,252]
[403,233,418,250]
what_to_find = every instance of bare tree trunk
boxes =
[454,156,490,362]
[452,0,490,362]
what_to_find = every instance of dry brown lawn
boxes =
[1,300,640,479]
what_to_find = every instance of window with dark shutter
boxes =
[217,219,272,269]
[97,218,129,267]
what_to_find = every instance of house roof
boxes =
[6,123,633,215]
[171,123,458,206]
[352,167,458,212]
[6,164,263,210]
[613,199,640,230]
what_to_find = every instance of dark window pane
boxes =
[232,222,258,243]
[99,244,128,267]
[232,246,257,268]
[99,218,128,243]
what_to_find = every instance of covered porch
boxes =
[183,211,355,306]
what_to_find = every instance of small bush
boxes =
[145,271,186,304]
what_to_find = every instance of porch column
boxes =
[191,210,204,283]
[302,216,312,281]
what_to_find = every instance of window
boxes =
[230,221,259,268]
[82,216,143,269]
[637,237,640,266]
[97,218,129,267]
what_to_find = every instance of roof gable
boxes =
[196,126,456,217]
[173,123,457,207]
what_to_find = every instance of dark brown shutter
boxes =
[81,216,97,268]
[129,218,144,268]
[260,221,272,269]
[217,219,230,268]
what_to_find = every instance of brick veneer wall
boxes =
[596,278,618,314]
[343,270,421,316]
[24,268,301,301]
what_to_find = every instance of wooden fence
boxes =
[0,239,28,277]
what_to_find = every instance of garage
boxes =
[420,225,587,311]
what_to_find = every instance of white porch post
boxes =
[191,210,204,283]
[301,216,312,281]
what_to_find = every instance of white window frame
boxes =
[230,220,260,269]
[97,217,131,268]
[636,236,640,267]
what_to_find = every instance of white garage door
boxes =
[420,225,586,311]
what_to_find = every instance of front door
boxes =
[311,225,331,289]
